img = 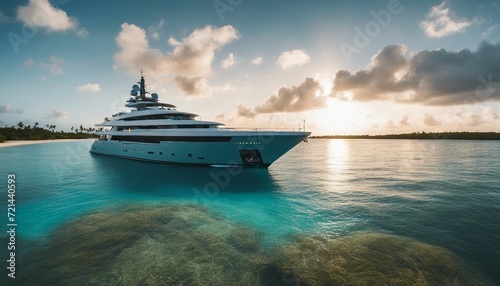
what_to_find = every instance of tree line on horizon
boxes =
[311,131,500,140]
[0,121,99,142]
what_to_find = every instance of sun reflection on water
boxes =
[327,139,349,174]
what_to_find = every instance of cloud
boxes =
[456,107,498,126]
[482,105,499,119]
[0,104,24,114]
[467,114,483,126]
[255,78,325,113]
[236,104,257,118]
[16,0,80,33]
[173,76,235,97]
[115,23,239,77]
[150,32,159,40]
[420,1,472,38]
[173,76,212,96]
[221,53,237,69]
[76,28,89,38]
[114,24,239,96]
[333,45,409,101]
[44,110,68,120]
[385,119,397,129]
[482,23,498,37]
[165,25,239,76]
[399,115,410,126]
[76,83,101,92]
[23,58,34,67]
[238,78,326,117]
[332,41,500,106]
[214,113,225,122]
[114,23,166,75]
[217,83,236,91]
[423,113,440,126]
[251,56,263,65]
[276,49,311,70]
[148,19,165,40]
[40,55,65,75]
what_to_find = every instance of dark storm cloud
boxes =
[332,41,500,105]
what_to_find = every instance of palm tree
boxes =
[17,122,24,129]
[34,122,39,129]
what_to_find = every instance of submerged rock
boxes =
[270,232,493,286]
[18,204,268,286]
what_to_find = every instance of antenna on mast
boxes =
[139,69,146,98]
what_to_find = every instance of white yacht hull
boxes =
[89,131,309,167]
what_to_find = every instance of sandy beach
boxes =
[0,139,94,148]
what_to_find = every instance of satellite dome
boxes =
[130,89,138,96]
[151,93,158,99]
[132,84,140,91]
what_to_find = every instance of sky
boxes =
[0,0,499,135]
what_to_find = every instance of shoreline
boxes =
[0,138,94,148]
[310,131,500,140]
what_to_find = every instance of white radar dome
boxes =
[130,90,138,96]
[132,84,140,91]
[151,93,158,99]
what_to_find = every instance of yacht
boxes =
[90,74,310,167]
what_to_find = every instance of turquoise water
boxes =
[1,139,499,284]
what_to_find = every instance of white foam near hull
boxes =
[89,132,309,167]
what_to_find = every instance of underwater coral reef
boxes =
[11,204,493,286]
[271,232,494,286]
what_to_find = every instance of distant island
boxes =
[311,132,500,140]
[0,122,98,143]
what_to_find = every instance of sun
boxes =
[313,97,365,135]
[319,78,333,95]
[306,77,367,135]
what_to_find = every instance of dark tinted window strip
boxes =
[110,135,232,143]
[123,114,195,121]
[117,125,214,130]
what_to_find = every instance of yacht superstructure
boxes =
[90,74,310,167]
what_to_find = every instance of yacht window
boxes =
[117,124,214,130]
[110,135,232,143]
[122,114,196,121]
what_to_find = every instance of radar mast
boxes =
[139,69,146,98]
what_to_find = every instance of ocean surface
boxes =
[1,139,499,285]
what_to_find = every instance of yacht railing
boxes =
[96,127,305,133]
